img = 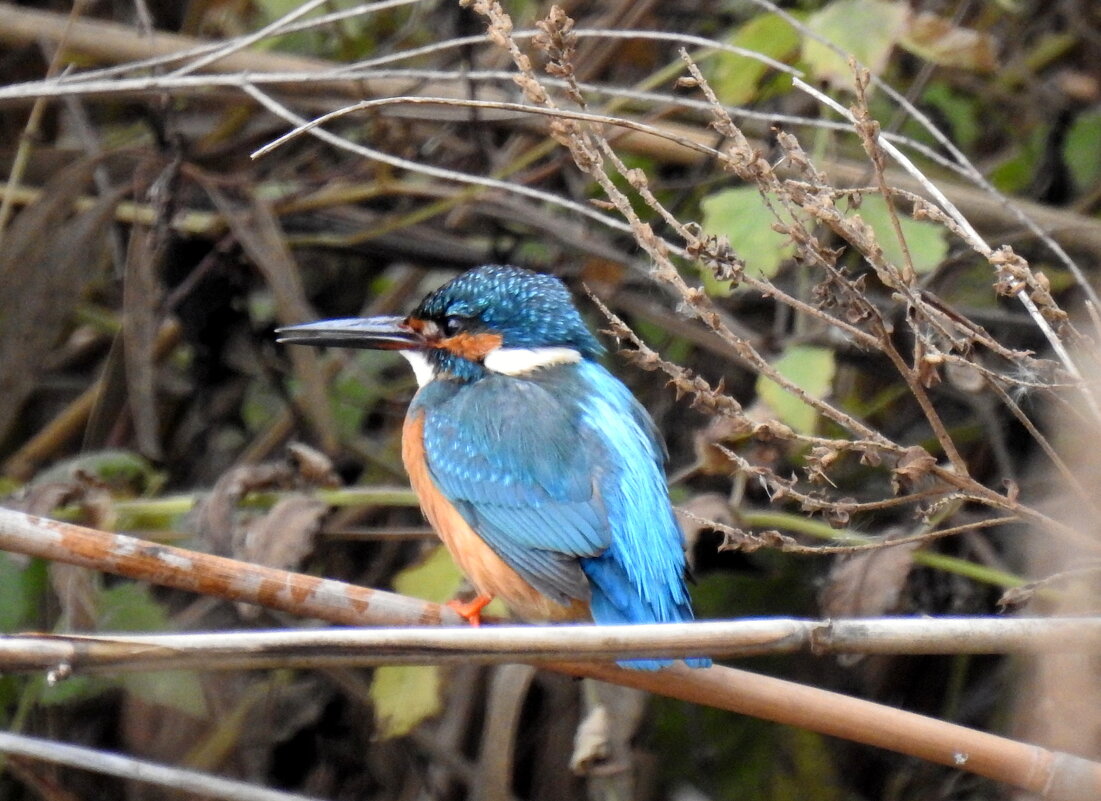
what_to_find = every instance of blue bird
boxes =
[279,265,709,669]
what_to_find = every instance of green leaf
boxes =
[241,381,284,434]
[369,664,443,740]
[756,346,836,434]
[31,450,161,495]
[0,554,47,632]
[97,582,171,631]
[919,83,981,150]
[122,671,208,719]
[97,583,208,717]
[709,14,800,105]
[851,196,947,274]
[366,546,462,740]
[38,674,113,706]
[802,0,909,88]
[700,187,792,293]
[1064,111,1101,194]
[393,544,465,604]
[770,728,846,801]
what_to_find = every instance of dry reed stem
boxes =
[2,618,1101,673]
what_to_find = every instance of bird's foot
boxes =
[447,595,493,626]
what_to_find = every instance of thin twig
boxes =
[0,732,324,801]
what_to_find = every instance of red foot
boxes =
[447,595,493,626]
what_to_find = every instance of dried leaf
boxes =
[891,446,937,493]
[49,563,99,631]
[819,539,920,618]
[570,704,610,774]
[692,416,749,476]
[286,442,340,488]
[806,445,843,485]
[235,496,326,572]
[901,12,998,73]
[996,584,1036,613]
[122,223,167,460]
[192,462,294,555]
[572,681,646,786]
[916,354,943,388]
[0,160,120,445]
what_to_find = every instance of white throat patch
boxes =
[483,346,581,376]
[401,350,435,387]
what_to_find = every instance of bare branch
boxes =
[0,731,324,801]
[3,618,1101,674]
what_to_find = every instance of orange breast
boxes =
[402,411,588,622]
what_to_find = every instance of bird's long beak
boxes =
[276,316,425,350]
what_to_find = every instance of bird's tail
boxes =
[582,556,711,670]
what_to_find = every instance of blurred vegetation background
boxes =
[1,0,1100,799]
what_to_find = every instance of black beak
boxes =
[276,316,425,350]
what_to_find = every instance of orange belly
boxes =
[403,411,589,622]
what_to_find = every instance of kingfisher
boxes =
[279,265,708,669]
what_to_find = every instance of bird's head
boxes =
[278,265,603,383]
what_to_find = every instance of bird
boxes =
[278,265,709,669]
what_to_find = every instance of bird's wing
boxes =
[419,375,612,604]
[567,364,694,624]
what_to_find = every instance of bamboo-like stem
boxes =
[1,507,1099,798]
[2,618,1100,674]
[569,661,1101,801]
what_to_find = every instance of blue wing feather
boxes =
[414,361,707,668]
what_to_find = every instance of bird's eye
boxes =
[441,316,466,336]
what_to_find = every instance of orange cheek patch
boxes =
[438,331,503,361]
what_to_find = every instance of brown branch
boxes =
[0,507,457,627]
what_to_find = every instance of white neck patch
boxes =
[483,346,581,376]
[401,346,581,385]
[401,350,435,387]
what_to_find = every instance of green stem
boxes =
[742,510,1028,589]
[106,486,421,530]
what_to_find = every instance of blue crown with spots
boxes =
[414,265,604,358]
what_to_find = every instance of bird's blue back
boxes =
[413,358,707,669]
